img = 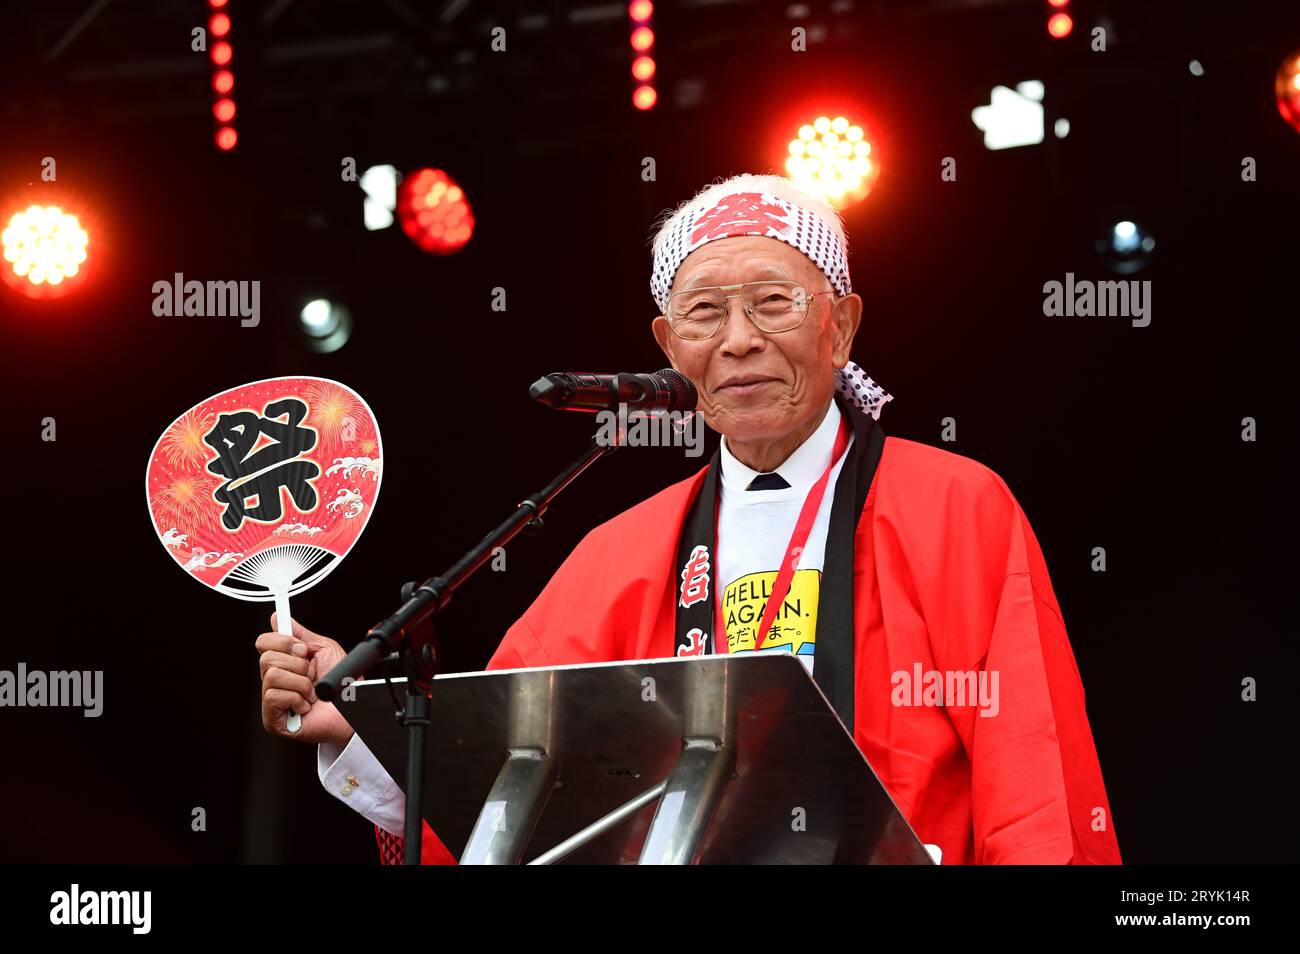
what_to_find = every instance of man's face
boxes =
[652,235,862,444]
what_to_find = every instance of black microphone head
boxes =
[655,368,697,411]
[529,375,564,406]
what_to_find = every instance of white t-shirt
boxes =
[714,399,852,674]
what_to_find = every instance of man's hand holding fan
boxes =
[256,614,353,745]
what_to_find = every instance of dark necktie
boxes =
[746,472,791,491]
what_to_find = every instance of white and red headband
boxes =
[650,189,852,313]
[650,187,890,419]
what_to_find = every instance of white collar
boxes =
[720,400,841,495]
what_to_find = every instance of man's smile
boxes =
[714,374,782,396]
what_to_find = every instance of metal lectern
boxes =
[338,653,934,865]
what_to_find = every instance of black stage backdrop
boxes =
[0,0,1294,865]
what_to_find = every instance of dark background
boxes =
[0,0,1294,864]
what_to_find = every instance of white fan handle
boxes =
[275,591,302,735]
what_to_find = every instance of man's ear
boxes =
[652,315,678,369]
[829,293,863,367]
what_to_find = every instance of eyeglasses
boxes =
[665,281,835,341]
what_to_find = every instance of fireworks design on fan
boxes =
[149,472,222,535]
[303,379,363,452]
[157,407,216,468]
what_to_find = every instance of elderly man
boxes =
[257,173,1121,865]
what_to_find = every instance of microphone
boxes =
[529,369,697,413]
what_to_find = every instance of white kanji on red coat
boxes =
[678,544,711,608]
[677,627,709,657]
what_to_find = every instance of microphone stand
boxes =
[315,432,618,863]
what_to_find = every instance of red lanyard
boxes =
[714,416,851,653]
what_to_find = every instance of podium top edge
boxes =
[349,651,807,688]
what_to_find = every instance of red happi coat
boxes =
[382,435,1122,865]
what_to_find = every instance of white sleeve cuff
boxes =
[317,734,407,836]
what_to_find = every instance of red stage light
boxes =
[1,205,90,300]
[396,168,474,255]
[784,114,878,209]
[1276,52,1300,133]
[630,27,654,52]
[1047,0,1069,6]
[632,55,656,81]
[628,1,656,112]
[633,85,658,110]
[209,7,236,150]
[1047,12,1073,38]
